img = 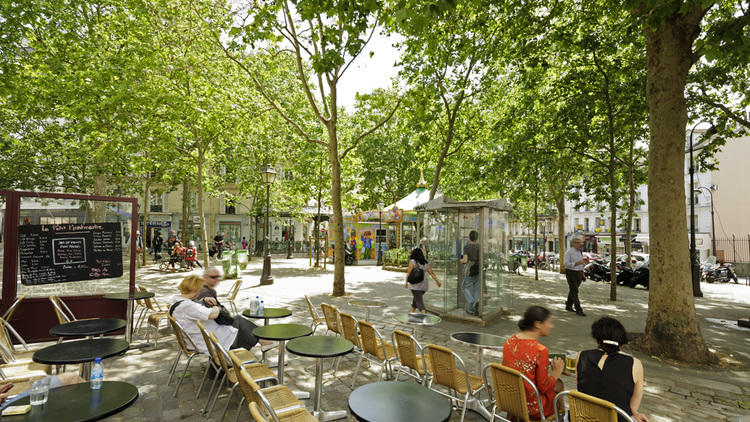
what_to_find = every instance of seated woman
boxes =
[502,306,564,420]
[169,275,267,354]
[577,317,648,422]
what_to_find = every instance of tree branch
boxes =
[340,98,402,160]
[338,15,379,80]
[700,90,750,128]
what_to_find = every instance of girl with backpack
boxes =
[404,248,442,314]
[185,240,202,269]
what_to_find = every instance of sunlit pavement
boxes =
[98,257,749,421]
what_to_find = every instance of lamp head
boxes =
[260,164,276,185]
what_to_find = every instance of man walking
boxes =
[460,230,481,316]
[213,231,225,260]
[564,237,587,316]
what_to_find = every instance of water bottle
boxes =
[91,358,103,390]
[258,300,265,316]
[250,296,259,314]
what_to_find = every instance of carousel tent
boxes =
[385,169,438,211]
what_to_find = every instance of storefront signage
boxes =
[18,223,123,285]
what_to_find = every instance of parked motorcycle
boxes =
[702,262,738,283]
[629,260,649,289]
[616,263,635,286]
[584,259,610,282]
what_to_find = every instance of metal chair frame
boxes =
[391,329,431,385]
[320,303,341,335]
[222,279,243,314]
[48,296,76,324]
[303,295,324,334]
[427,344,487,422]
[351,319,396,388]
[1,296,27,352]
[553,390,635,422]
[166,316,200,398]
[482,363,547,422]
[337,312,364,388]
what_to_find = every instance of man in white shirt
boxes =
[564,237,587,316]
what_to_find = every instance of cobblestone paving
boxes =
[93,257,748,421]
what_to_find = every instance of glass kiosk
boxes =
[417,197,512,323]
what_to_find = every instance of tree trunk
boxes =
[314,185,322,268]
[197,149,209,267]
[625,142,636,268]
[181,179,190,241]
[642,7,714,363]
[555,196,566,274]
[142,179,150,267]
[534,184,539,281]
[92,172,108,222]
[327,121,346,296]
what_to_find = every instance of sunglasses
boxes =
[206,275,220,279]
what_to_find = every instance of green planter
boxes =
[222,255,238,279]
[237,250,249,270]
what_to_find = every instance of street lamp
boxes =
[688,122,716,298]
[376,201,384,266]
[694,186,717,258]
[260,164,276,285]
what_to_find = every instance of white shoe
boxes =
[261,341,278,352]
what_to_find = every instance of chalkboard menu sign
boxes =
[18,223,124,285]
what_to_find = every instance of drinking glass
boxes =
[565,351,578,374]
[29,376,50,406]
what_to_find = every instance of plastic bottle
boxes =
[258,300,265,316]
[250,296,259,314]
[91,358,103,390]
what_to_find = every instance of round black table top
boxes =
[3,381,138,422]
[286,335,353,358]
[393,313,442,326]
[348,299,386,308]
[450,332,506,348]
[242,307,292,319]
[50,318,127,337]
[33,338,129,365]
[252,323,312,341]
[102,291,154,301]
[348,381,451,422]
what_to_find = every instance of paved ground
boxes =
[75,257,749,421]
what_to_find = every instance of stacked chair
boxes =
[166,315,201,398]
[319,303,341,336]
[351,320,397,388]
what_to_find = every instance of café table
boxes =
[2,381,138,422]
[348,381,451,422]
[102,291,155,343]
[392,313,441,337]
[50,318,127,338]
[450,331,505,374]
[242,307,292,326]
[347,299,386,322]
[32,338,129,380]
[286,336,353,422]
[252,324,312,384]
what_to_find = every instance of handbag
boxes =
[407,263,425,284]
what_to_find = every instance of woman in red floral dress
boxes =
[502,306,564,420]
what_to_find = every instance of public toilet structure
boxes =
[416,196,513,324]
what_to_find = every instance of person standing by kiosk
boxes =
[564,237,587,316]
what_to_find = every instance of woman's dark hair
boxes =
[410,248,428,265]
[518,306,551,331]
[591,317,628,354]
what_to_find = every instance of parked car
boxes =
[616,253,649,268]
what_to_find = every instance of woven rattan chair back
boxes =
[208,332,232,376]
[393,329,420,373]
[228,279,243,301]
[229,350,255,401]
[568,390,619,422]
[304,295,322,325]
[427,343,459,391]
[137,286,160,311]
[488,363,532,422]
[167,315,195,355]
[320,303,340,334]
[338,312,361,348]
[248,401,269,422]
[196,321,219,364]
[357,320,382,357]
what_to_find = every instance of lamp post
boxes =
[688,122,715,298]
[694,186,717,257]
[376,201,384,266]
[260,164,276,285]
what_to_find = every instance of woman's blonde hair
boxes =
[178,275,204,294]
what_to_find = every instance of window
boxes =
[149,192,163,213]
[595,217,603,227]
[635,193,642,210]
[574,217,580,230]
[225,204,236,215]
[584,218,590,232]
[39,216,78,225]
[634,218,641,233]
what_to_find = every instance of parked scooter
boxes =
[702,262,738,283]
[584,259,611,282]
[629,260,650,289]
[616,262,635,286]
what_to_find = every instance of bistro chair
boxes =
[483,363,550,422]
[222,279,244,313]
[236,365,303,422]
[195,321,223,401]
[0,327,49,381]
[166,315,200,398]
[207,332,278,421]
[427,343,486,422]
[249,400,318,422]
[352,320,397,388]
[391,329,432,385]
[337,312,363,386]
[138,286,170,347]
[319,303,341,336]
[48,295,77,324]
[228,350,290,422]
[553,390,635,422]
[303,295,324,334]
[135,284,168,331]
[2,296,28,352]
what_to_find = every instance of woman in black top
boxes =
[576,317,648,422]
